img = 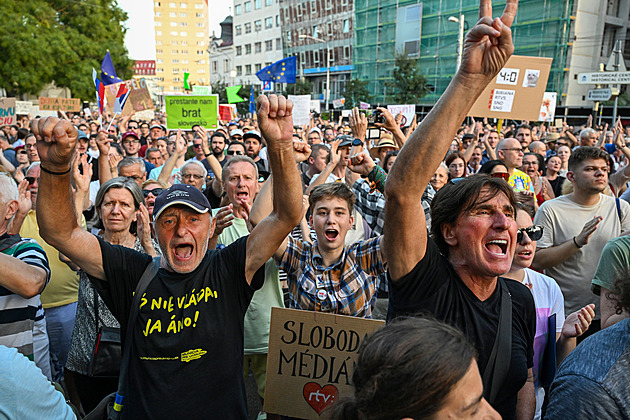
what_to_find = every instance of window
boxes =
[170,21,177,26]
[172,49,179,54]
[255,42,261,53]
[265,17,273,29]
[245,44,251,54]
[196,12,203,17]
[172,68,179,73]
[236,46,242,55]
[156,49,163,54]
[244,1,251,12]
[172,59,179,63]
[180,31,187,36]
[236,25,242,35]
[170,31,178,35]
[156,30,162,35]
[296,3,301,17]
[156,40,162,45]
[196,41,203,46]
[245,65,252,75]
[179,2,187,7]
[276,38,282,50]
[245,23,251,33]
[155,21,162,26]
[195,2,204,8]
[314,50,319,65]
[265,40,273,51]
[196,22,204,27]
[255,20,262,31]
[157,68,164,73]
[212,61,218,73]
[170,11,177,16]
[255,0,261,9]
[180,22,187,26]
[171,40,178,45]
[182,59,189,64]
[236,66,243,76]
[224,59,229,72]
[198,68,205,73]
[311,0,316,13]
[255,63,261,72]
[344,46,350,59]
[180,12,187,17]
[325,0,331,10]
[169,2,176,7]
[155,11,161,16]
[343,19,350,33]
[182,50,188,55]
[235,4,242,15]
[174,77,180,81]
[197,50,204,54]
[173,86,180,91]
[157,58,163,63]
[286,31,291,43]
[276,15,280,26]
[182,40,187,45]
[196,32,204,37]
[313,25,318,38]
[265,0,272,5]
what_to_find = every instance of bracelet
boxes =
[573,236,583,249]
[40,165,71,176]
[204,152,211,157]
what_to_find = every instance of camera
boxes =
[367,109,385,126]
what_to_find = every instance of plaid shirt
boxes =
[279,235,386,318]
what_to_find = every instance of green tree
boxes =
[385,55,428,104]
[0,0,132,100]
[210,79,229,104]
[282,79,313,96]
[342,78,373,108]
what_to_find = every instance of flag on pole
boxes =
[92,68,105,116]
[113,84,130,114]
[249,85,256,114]
[256,56,297,83]
[226,85,246,103]
[184,72,191,90]
[100,51,123,85]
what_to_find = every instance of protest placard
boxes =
[538,92,557,122]
[219,104,237,121]
[15,101,32,115]
[469,55,553,120]
[29,105,57,118]
[39,97,81,112]
[264,308,384,419]
[386,104,416,127]
[104,78,155,117]
[0,98,16,126]
[192,85,212,95]
[332,98,345,109]
[164,95,219,129]
[310,100,321,115]
[288,95,311,126]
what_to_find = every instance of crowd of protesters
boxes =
[2,1,630,419]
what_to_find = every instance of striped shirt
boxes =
[279,235,386,318]
[0,234,50,360]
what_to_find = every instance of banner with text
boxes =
[288,95,311,126]
[0,98,16,126]
[165,95,219,129]
[538,92,557,122]
[264,308,384,419]
[386,104,416,127]
[39,97,81,112]
[104,78,155,117]
[469,55,553,121]
[15,101,32,115]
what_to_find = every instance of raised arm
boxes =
[245,95,303,282]
[384,0,517,281]
[158,130,185,186]
[30,117,104,279]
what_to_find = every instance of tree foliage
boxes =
[0,0,133,100]
[342,78,373,108]
[282,79,314,96]
[385,55,428,104]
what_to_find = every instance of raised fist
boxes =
[30,117,78,172]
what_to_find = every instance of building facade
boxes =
[209,16,235,85]
[280,0,353,108]
[132,60,157,76]
[153,0,209,94]
[233,0,284,86]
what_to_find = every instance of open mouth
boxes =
[517,250,532,257]
[324,229,339,241]
[174,244,194,260]
[485,239,508,255]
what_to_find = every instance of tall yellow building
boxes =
[153,0,209,94]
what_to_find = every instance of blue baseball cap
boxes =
[152,184,211,220]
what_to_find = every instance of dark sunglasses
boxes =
[142,188,164,197]
[227,150,244,155]
[517,225,543,243]
[25,176,38,185]
[192,144,203,148]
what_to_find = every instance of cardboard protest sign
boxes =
[104,78,155,117]
[39,97,81,112]
[538,92,557,122]
[15,101,32,115]
[469,55,552,121]
[164,95,219,129]
[0,98,16,126]
[387,104,415,127]
[288,95,311,126]
[264,308,384,419]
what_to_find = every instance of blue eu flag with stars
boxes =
[101,51,123,86]
[256,56,297,84]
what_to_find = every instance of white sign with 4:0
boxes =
[496,68,520,85]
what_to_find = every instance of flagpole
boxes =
[106,113,119,132]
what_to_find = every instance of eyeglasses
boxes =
[502,148,524,153]
[491,172,510,181]
[182,173,203,180]
[25,176,38,185]
[192,144,203,148]
[227,150,244,155]
[517,225,543,243]
[523,161,538,166]
[129,125,139,129]
[123,139,140,144]
[25,144,37,149]
[142,188,164,197]
[125,175,143,181]
[231,136,243,140]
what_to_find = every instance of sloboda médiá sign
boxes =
[264,308,384,419]
[164,95,219,130]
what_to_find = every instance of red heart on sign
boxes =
[303,382,339,414]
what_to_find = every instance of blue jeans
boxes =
[45,302,77,382]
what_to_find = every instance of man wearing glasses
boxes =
[121,131,156,176]
[496,137,534,195]
[226,141,246,160]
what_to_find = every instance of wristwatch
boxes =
[352,138,363,147]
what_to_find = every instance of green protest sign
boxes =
[165,95,219,129]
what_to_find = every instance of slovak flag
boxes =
[92,68,105,115]
[113,83,130,114]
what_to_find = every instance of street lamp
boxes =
[299,34,330,110]
[448,15,465,70]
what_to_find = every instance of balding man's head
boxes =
[496,138,524,170]
[528,141,546,156]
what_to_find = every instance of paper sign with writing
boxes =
[29,105,57,118]
[264,308,384,419]
[39,97,81,112]
[0,98,16,126]
[104,78,155,117]
[332,98,345,109]
[165,95,219,129]
[192,85,212,95]
[387,104,415,127]
[288,95,311,126]
[15,101,32,115]
[469,55,552,120]
[538,92,557,122]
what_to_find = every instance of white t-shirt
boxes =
[534,194,630,315]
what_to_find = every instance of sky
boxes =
[117,0,232,60]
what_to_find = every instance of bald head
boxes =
[528,141,546,156]
[496,138,524,170]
